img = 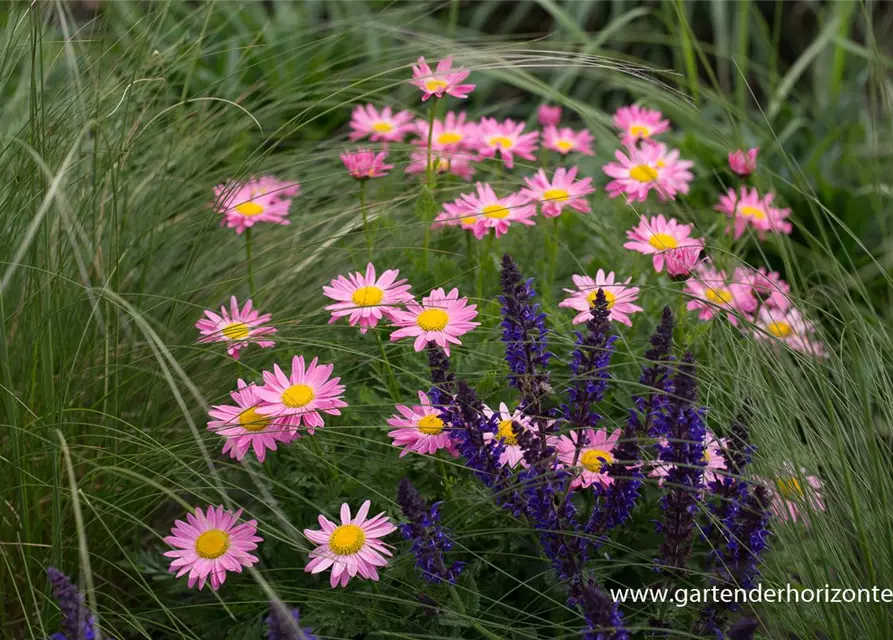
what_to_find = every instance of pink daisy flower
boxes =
[387,390,458,458]
[649,431,727,487]
[323,263,414,334]
[559,270,643,326]
[542,125,594,156]
[349,104,415,143]
[163,505,262,591]
[255,356,347,432]
[406,148,476,181]
[521,167,594,218]
[473,118,539,169]
[715,186,793,240]
[195,296,276,360]
[208,379,298,463]
[684,265,757,325]
[410,56,475,101]
[389,287,479,356]
[623,215,703,273]
[341,149,393,180]
[752,305,826,357]
[482,403,531,469]
[603,143,694,202]
[728,147,759,176]
[664,246,705,280]
[765,463,825,525]
[611,105,671,147]
[555,428,622,490]
[734,266,791,310]
[414,111,475,150]
[436,182,536,239]
[214,176,300,235]
[304,500,397,588]
[537,104,562,126]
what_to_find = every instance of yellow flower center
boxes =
[768,321,793,338]
[629,164,659,183]
[195,529,230,559]
[705,288,734,306]
[282,384,315,408]
[460,216,477,226]
[555,139,574,153]
[351,286,384,307]
[235,201,264,217]
[437,132,463,145]
[648,233,679,251]
[702,449,712,464]
[425,78,448,92]
[581,449,614,473]
[238,406,269,433]
[776,477,804,500]
[371,121,393,133]
[489,136,514,149]
[497,419,518,446]
[542,188,570,203]
[417,414,445,436]
[416,308,449,331]
[587,289,616,310]
[629,124,651,138]
[482,204,510,219]
[221,322,250,340]
[739,205,766,220]
[328,524,366,556]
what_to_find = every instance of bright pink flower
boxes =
[208,379,298,463]
[349,104,415,143]
[521,167,594,218]
[387,391,458,458]
[612,105,671,147]
[389,287,479,356]
[554,428,622,490]
[764,463,825,525]
[214,176,300,235]
[340,149,393,179]
[538,104,562,126]
[649,431,727,487]
[410,56,475,101]
[163,505,262,591]
[482,403,531,469]
[559,270,643,326]
[405,148,476,181]
[728,147,759,176]
[623,214,703,273]
[715,186,793,240]
[542,125,594,156]
[195,296,276,360]
[413,111,476,150]
[684,265,757,325]
[752,305,826,357]
[734,266,791,310]
[664,246,704,280]
[436,182,536,239]
[304,500,396,588]
[323,263,414,334]
[603,143,693,202]
[473,118,539,169]
[255,356,347,432]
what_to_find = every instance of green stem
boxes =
[448,585,504,640]
[245,227,256,300]
[476,232,495,300]
[547,216,560,291]
[375,330,400,402]
[359,180,372,259]
[425,98,439,189]
[448,0,460,37]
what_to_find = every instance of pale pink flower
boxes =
[752,305,826,357]
[734,266,791,310]
[255,356,347,432]
[349,104,415,143]
[208,379,298,463]
[340,149,393,179]
[410,56,475,101]
[559,270,643,326]
[323,263,414,334]
[387,391,458,458]
[603,143,694,202]
[413,111,476,150]
[195,296,276,360]
[163,505,262,591]
[623,214,703,273]
[728,147,759,176]
[542,125,594,156]
[612,105,671,147]
[664,246,704,280]
[538,104,562,126]
[684,265,757,325]
[473,117,539,169]
[214,176,300,235]
[715,186,793,240]
[765,463,825,525]
[649,431,727,487]
[482,403,531,469]
[555,428,622,490]
[405,148,476,181]
[436,182,536,239]
[389,287,479,356]
[304,500,397,588]
[521,167,594,218]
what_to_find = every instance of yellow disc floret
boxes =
[329,524,366,555]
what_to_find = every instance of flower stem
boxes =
[425,98,439,189]
[447,585,504,640]
[476,232,495,300]
[245,227,256,300]
[375,330,400,402]
[359,180,372,259]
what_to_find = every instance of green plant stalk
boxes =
[245,227,256,300]
[448,585,504,640]
[425,98,439,189]
[359,179,373,259]
[375,330,400,402]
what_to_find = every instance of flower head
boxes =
[765,463,825,524]
[397,478,465,584]
[728,147,759,176]
[603,142,694,202]
[349,104,415,143]
[537,104,562,126]
[304,500,396,588]
[623,214,703,273]
[406,148,476,181]
[387,390,459,458]
[482,403,531,468]
[163,505,262,591]
[734,266,791,310]
[436,182,536,239]
[255,356,347,432]
[650,430,727,486]
[684,265,757,325]
[715,186,792,239]
[753,305,826,357]
[559,270,643,326]
[214,176,300,235]
[47,568,95,640]
[521,167,594,218]
[410,56,475,101]
[323,263,414,333]
[665,246,704,280]
[414,111,475,150]
[612,105,671,147]
[555,428,622,490]
[542,125,594,156]
[389,288,479,356]
[340,149,393,179]
[195,296,276,360]
[473,117,539,169]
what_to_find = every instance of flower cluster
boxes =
[47,568,96,640]
[396,478,464,584]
